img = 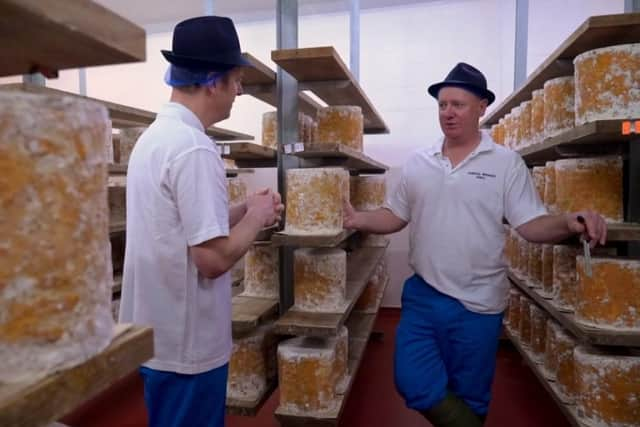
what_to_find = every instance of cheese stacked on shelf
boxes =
[241,245,279,299]
[227,323,277,402]
[574,43,640,125]
[552,245,579,312]
[108,183,126,226]
[529,304,547,362]
[0,92,114,383]
[317,106,363,151]
[543,320,563,380]
[543,76,575,139]
[278,336,342,415]
[334,326,349,393]
[506,288,522,333]
[530,89,545,145]
[555,326,578,403]
[118,126,146,165]
[518,296,532,346]
[262,111,317,149]
[574,346,640,427]
[293,248,347,313]
[540,244,554,298]
[354,258,388,313]
[554,156,623,223]
[576,256,640,331]
[228,177,248,284]
[350,175,386,211]
[518,100,533,149]
[509,106,523,150]
[285,167,349,235]
[543,161,556,214]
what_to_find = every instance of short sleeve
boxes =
[168,147,229,246]
[504,155,548,228]
[384,163,411,222]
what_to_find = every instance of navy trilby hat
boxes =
[428,62,495,105]
[162,16,252,71]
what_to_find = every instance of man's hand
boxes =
[343,198,360,229]
[250,188,284,227]
[566,210,607,248]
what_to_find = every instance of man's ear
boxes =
[479,99,488,116]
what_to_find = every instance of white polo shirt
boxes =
[386,131,546,313]
[119,102,232,374]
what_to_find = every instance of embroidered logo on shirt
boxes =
[467,171,496,180]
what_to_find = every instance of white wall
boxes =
[2,0,625,307]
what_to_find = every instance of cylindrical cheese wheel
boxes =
[575,346,640,426]
[510,106,523,150]
[540,244,554,298]
[118,126,146,165]
[528,243,543,288]
[576,256,640,330]
[543,161,556,213]
[555,327,577,403]
[262,111,277,149]
[350,175,386,211]
[227,176,247,205]
[574,43,640,126]
[532,167,545,202]
[530,304,547,362]
[0,92,113,383]
[294,248,346,312]
[530,89,545,145]
[543,320,563,380]
[285,168,349,234]
[518,100,532,149]
[554,157,623,223]
[228,323,276,401]
[519,296,532,346]
[242,245,279,299]
[507,288,522,334]
[543,76,575,138]
[552,245,578,312]
[317,106,363,151]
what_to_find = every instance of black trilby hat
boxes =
[428,62,495,105]
[161,16,252,71]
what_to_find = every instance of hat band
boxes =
[164,65,226,87]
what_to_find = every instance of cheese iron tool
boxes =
[577,215,592,278]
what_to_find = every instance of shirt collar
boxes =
[157,102,205,133]
[428,130,495,157]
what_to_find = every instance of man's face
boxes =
[212,67,244,120]
[437,86,487,140]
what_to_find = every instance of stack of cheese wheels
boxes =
[574,346,640,426]
[350,175,386,211]
[285,167,349,235]
[0,92,114,383]
[228,177,248,283]
[574,43,640,126]
[554,156,623,223]
[576,256,640,331]
[530,89,545,145]
[317,106,364,151]
[293,248,347,312]
[543,76,575,139]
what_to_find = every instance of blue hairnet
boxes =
[164,65,226,87]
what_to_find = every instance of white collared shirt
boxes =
[119,102,232,374]
[386,131,546,313]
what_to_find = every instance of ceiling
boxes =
[95,0,437,31]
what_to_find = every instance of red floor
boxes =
[61,309,570,427]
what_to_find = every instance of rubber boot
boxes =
[421,392,483,427]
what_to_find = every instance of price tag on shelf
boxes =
[284,144,293,154]
[293,142,305,152]
[216,144,223,154]
[223,145,231,155]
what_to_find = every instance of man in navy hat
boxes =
[343,63,607,426]
[119,16,283,427]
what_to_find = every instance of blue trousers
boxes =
[140,364,228,427]
[394,275,503,415]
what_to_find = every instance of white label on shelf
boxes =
[284,144,293,154]
[293,142,304,152]
[216,144,223,154]
[223,145,231,155]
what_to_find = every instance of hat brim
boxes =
[428,81,495,105]
[162,50,253,71]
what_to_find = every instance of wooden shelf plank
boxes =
[108,164,127,175]
[0,0,145,78]
[271,47,389,134]
[508,271,640,346]
[504,328,586,427]
[274,247,386,337]
[226,168,255,177]
[232,295,279,336]
[275,279,389,426]
[0,324,153,427]
[109,221,126,236]
[0,83,253,141]
[271,229,356,248]
[112,275,122,295]
[482,12,640,126]
[518,120,629,165]
[283,143,388,174]
[241,53,323,119]
[607,223,640,241]
[218,142,277,168]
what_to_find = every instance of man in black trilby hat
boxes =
[119,16,283,427]
[343,62,607,426]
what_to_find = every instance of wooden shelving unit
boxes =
[232,295,279,336]
[0,325,153,427]
[0,83,253,141]
[481,12,640,127]
[283,143,388,174]
[241,52,323,118]
[226,379,278,417]
[272,46,389,134]
[274,247,386,337]
[509,271,640,347]
[218,141,277,168]
[271,229,356,248]
[0,0,145,78]
[503,328,586,427]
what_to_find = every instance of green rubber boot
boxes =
[421,392,484,427]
